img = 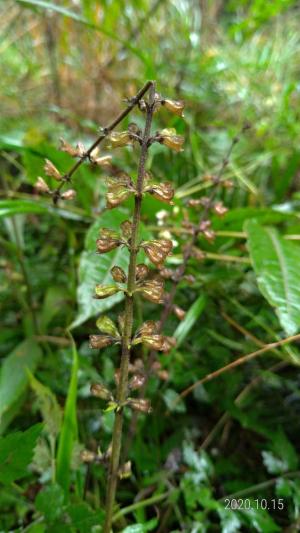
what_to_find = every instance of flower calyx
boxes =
[96,228,124,254]
[140,239,173,267]
[156,128,184,152]
[94,284,122,300]
[106,173,136,209]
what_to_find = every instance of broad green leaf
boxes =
[56,338,78,497]
[174,295,206,347]
[246,220,300,335]
[0,339,42,434]
[70,210,129,328]
[35,484,65,523]
[28,372,62,438]
[0,423,42,484]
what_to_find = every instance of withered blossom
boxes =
[59,138,82,158]
[118,460,132,479]
[137,279,164,304]
[90,383,113,401]
[107,131,133,149]
[141,239,173,267]
[61,189,76,200]
[135,263,149,281]
[35,177,50,193]
[96,228,122,254]
[44,159,62,181]
[94,284,121,299]
[213,201,228,216]
[106,174,135,209]
[111,266,127,283]
[162,98,185,117]
[145,181,174,204]
[159,267,174,279]
[89,335,115,350]
[173,305,186,320]
[81,450,97,463]
[121,220,132,239]
[127,398,152,413]
[159,128,184,152]
[129,374,146,390]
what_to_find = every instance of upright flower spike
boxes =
[106,174,135,209]
[140,238,173,267]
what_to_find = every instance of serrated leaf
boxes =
[0,423,42,484]
[246,220,300,335]
[0,339,42,434]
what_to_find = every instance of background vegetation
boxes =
[2,0,300,531]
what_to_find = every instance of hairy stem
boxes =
[103,82,156,533]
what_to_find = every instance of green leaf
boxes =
[246,220,300,335]
[174,295,206,347]
[0,199,89,222]
[28,372,62,438]
[0,423,42,484]
[163,389,186,413]
[0,339,42,434]
[121,521,158,533]
[66,503,104,532]
[239,506,280,532]
[35,484,65,523]
[56,338,78,497]
[70,210,129,328]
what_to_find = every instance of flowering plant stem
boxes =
[103,82,156,533]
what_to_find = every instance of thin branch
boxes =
[112,491,169,523]
[178,333,300,401]
[52,80,154,203]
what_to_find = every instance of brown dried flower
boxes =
[159,128,184,152]
[111,265,127,283]
[44,159,62,181]
[61,189,76,200]
[137,279,164,304]
[106,174,135,209]
[35,177,50,194]
[141,239,173,267]
[96,228,122,254]
[90,383,113,401]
